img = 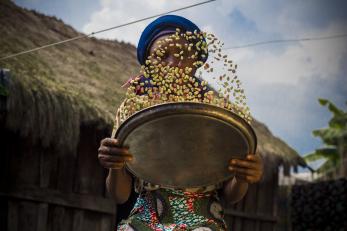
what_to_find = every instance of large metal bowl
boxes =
[115,102,257,189]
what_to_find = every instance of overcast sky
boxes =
[14,0,347,169]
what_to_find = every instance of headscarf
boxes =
[137,15,208,65]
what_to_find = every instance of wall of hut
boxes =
[0,116,116,231]
[222,169,279,231]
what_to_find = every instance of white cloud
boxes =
[233,26,347,86]
[83,0,189,45]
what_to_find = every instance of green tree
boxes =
[304,99,347,174]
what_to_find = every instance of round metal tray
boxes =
[115,102,257,189]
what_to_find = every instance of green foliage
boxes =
[304,98,347,173]
[314,98,347,147]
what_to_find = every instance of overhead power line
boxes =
[0,0,216,61]
[224,33,347,50]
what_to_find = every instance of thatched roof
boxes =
[252,120,307,179]
[0,1,306,179]
[0,69,109,153]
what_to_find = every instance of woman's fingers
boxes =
[98,146,132,157]
[101,138,117,146]
[229,154,263,171]
[229,159,258,170]
[228,166,260,177]
[98,153,133,163]
[228,153,264,183]
[245,154,262,163]
[100,138,128,148]
[98,153,133,170]
[98,138,133,169]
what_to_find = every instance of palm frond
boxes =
[304,147,339,164]
[318,98,343,116]
[317,160,337,173]
[304,152,328,162]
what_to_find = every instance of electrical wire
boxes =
[224,33,347,50]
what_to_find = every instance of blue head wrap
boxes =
[137,15,208,65]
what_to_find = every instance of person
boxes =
[98,15,263,231]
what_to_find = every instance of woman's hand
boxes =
[98,138,133,170]
[228,153,264,184]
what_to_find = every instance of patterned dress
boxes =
[116,177,228,231]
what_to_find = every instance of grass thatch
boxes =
[0,1,306,178]
[1,69,108,152]
[252,120,307,179]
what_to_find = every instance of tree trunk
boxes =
[338,137,346,178]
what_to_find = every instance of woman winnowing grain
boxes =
[98,15,263,231]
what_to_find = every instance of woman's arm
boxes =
[101,104,134,204]
[222,177,249,204]
[98,138,134,204]
[106,167,133,204]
